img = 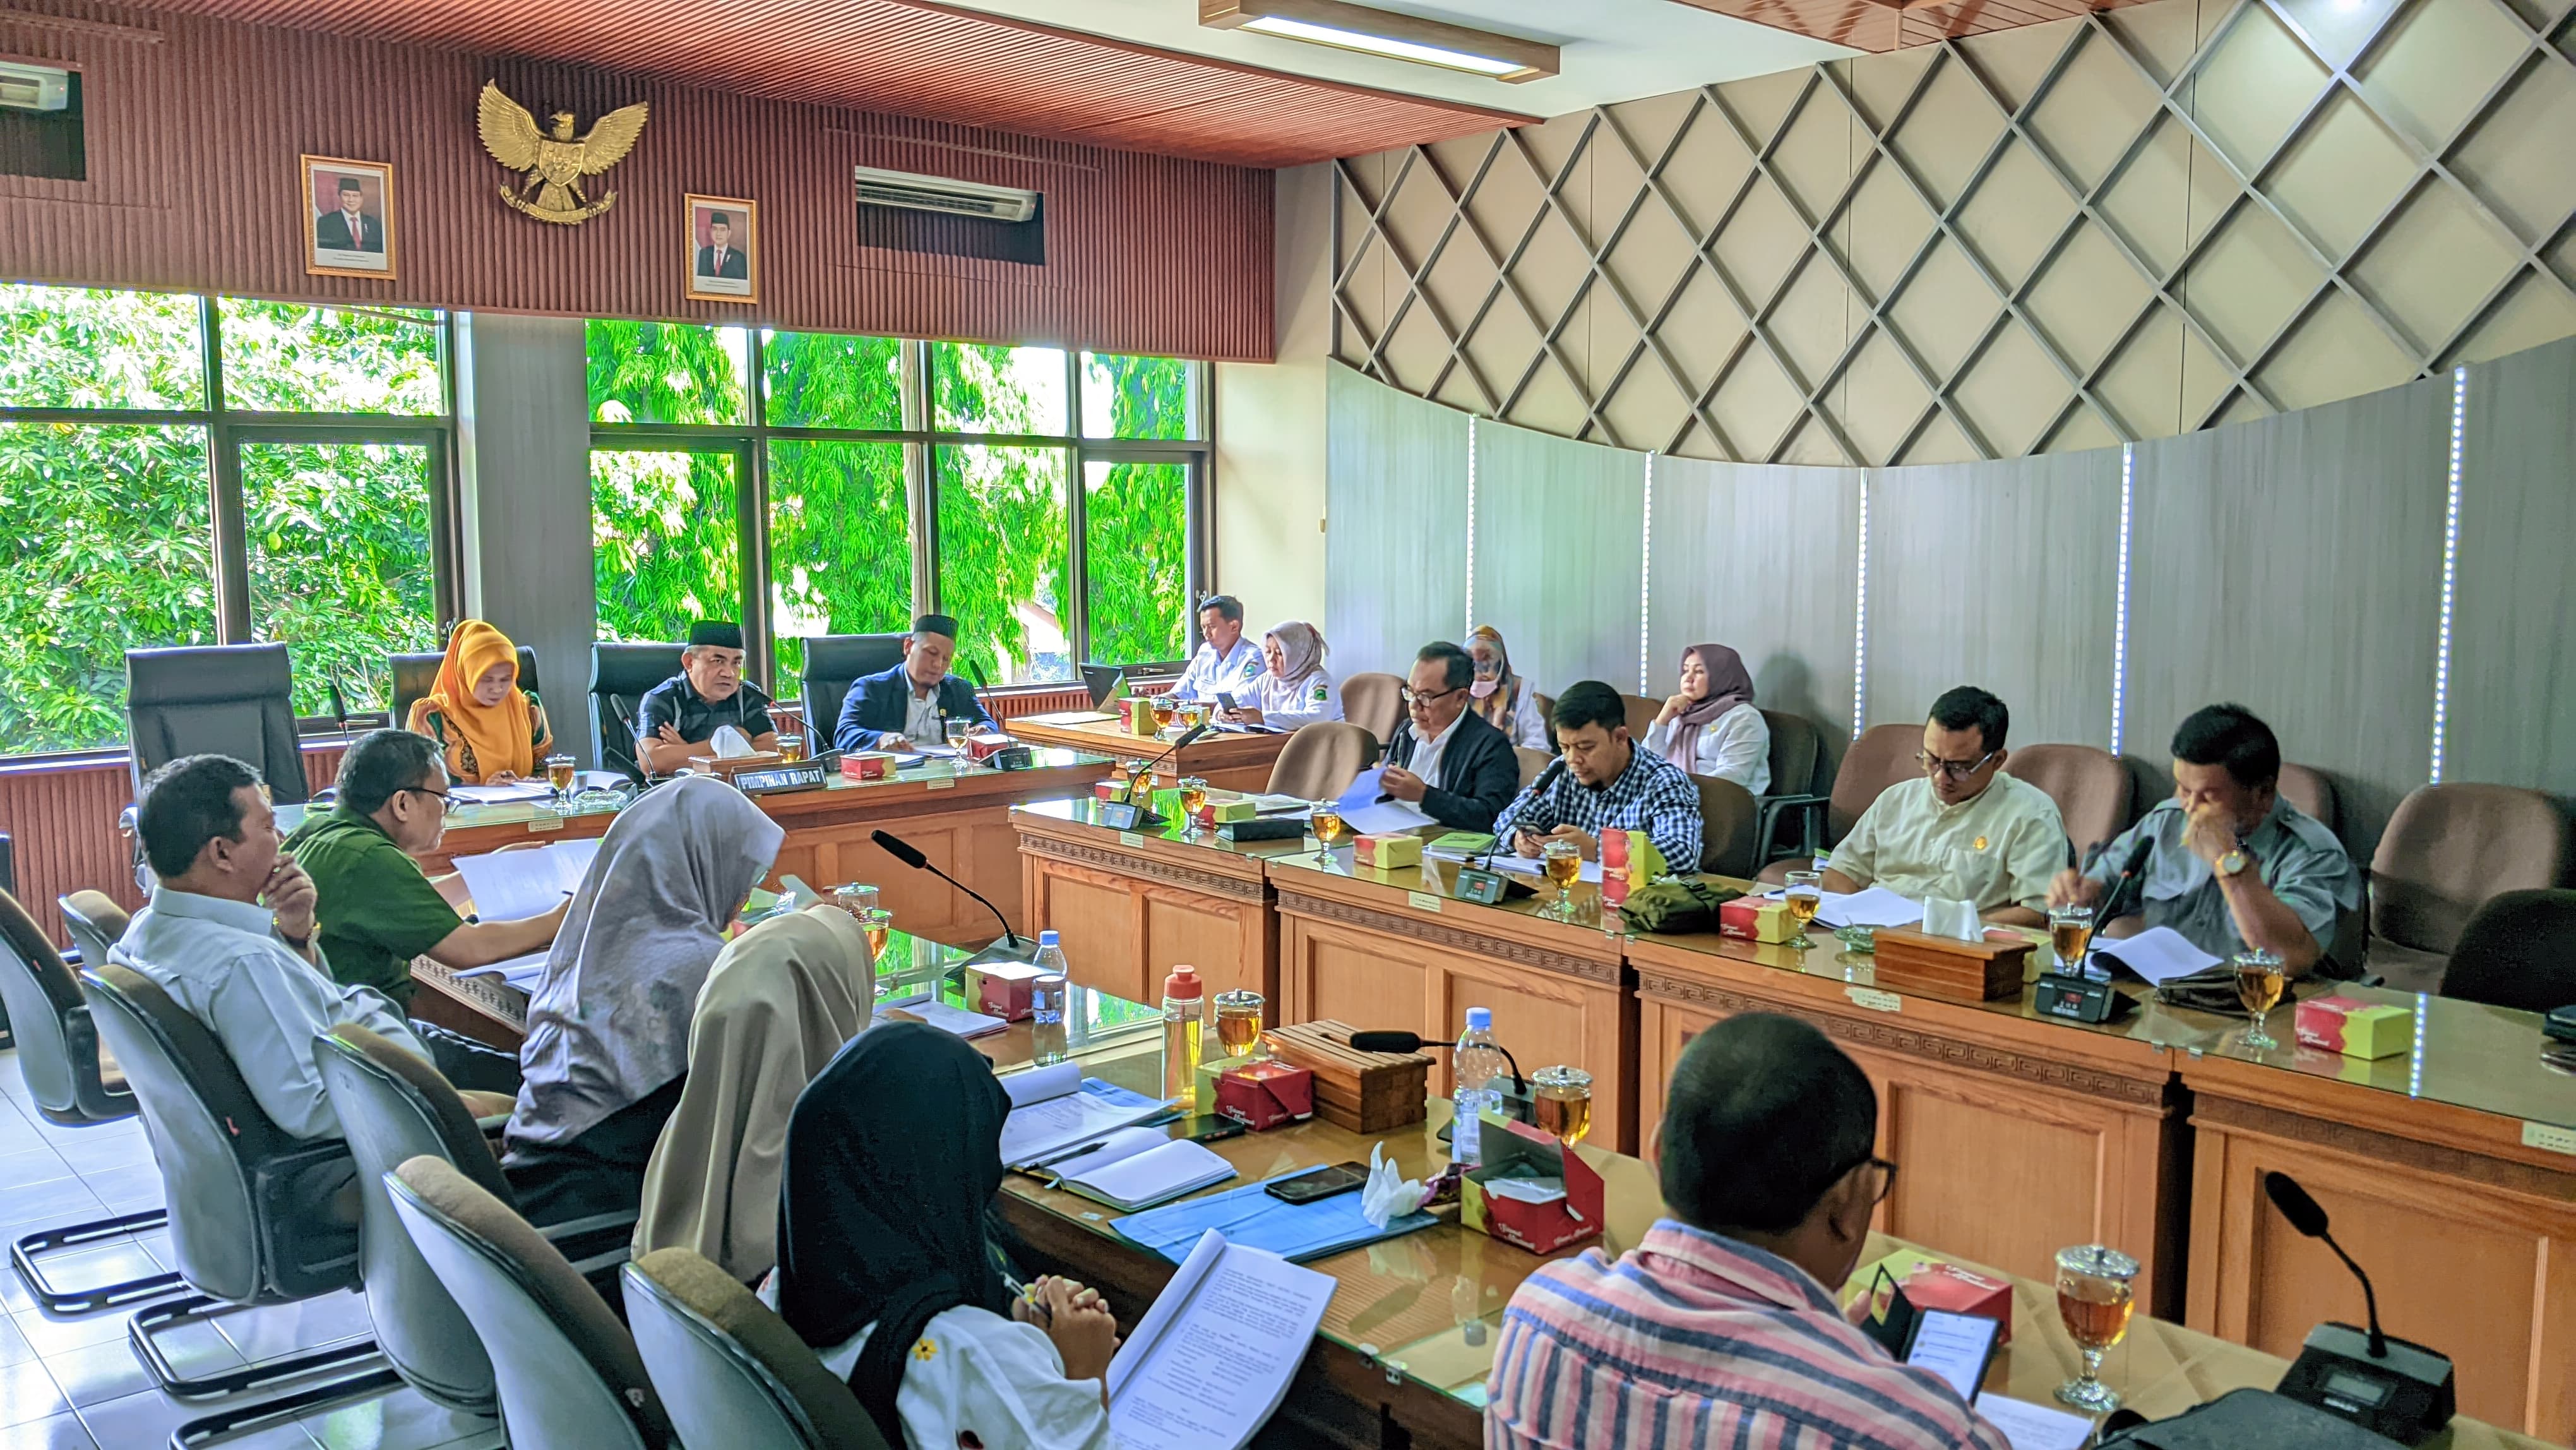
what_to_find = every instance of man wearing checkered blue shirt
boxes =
[1494,680,1703,870]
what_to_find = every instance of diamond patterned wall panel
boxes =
[1331,0,2576,465]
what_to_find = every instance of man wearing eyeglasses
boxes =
[1489,1014,2009,1450]
[284,728,570,1012]
[1820,686,2066,926]
[1380,640,1521,833]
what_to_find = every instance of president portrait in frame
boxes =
[686,194,756,303]
[303,155,395,279]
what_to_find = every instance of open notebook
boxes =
[1055,1136,1236,1211]
[996,1063,1166,1168]
[1105,1229,1335,1450]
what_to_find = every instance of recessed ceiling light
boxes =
[1199,0,1559,83]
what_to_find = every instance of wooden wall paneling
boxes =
[1645,453,1861,750]
[1469,419,1646,695]
[2445,335,2576,796]
[1324,362,1470,679]
[2123,376,2450,854]
[1864,448,2123,748]
[1013,818,1277,1014]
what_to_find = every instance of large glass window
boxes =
[1083,460,1189,668]
[768,440,910,681]
[588,320,748,426]
[0,283,456,756]
[932,342,1067,436]
[593,448,741,645]
[1083,352,1197,440]
[938,446,1070,685]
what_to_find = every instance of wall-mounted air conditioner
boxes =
[853,165,1038,224]
[0,61,71,113]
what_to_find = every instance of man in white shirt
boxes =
[110,753,472,1141]
[1823,687,2068,926]
[1166,594,1263,703]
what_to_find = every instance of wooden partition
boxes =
[1016,810,1280,1010]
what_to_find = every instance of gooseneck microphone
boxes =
[2097,829,2157,923]
[2264,1172,2386,1358]
[1349,1029,1529,1097]
[871,828,1021,950]
[1140,719,1213,781]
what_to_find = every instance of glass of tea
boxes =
[2234,947,2287,1050]
[1179,776,1210,825]
[1309,800,1346,866]
[544,753,577,810]
[1151,694,1178,732]
[1782,870,1825,950]
[1542,840,1583,919]
[1530,1065,1593,1146]
[776,733,807,764]
[2053,1243,2140,1411]
[944,718,974,752]
[831,883,880,920]
[2049,902,2097,978]
[1213,989,1267,1060]
[854,907,893,962]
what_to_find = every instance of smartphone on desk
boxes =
[1171,1114,1247,1144]
[1264,1161,1368,1204]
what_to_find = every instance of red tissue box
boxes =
[1214,1060,1314,1131]
[967,959,1045,1021]
[1462,1115,1604,1254]
[1895,1257,2014,1343]
[840,752,895,781]
[963,731,1018,764]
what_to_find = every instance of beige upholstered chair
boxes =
[1514,746,1551,791]
[1756,723,1921,885]
[624,1247,893,1450]
[2008,745,2132,861]
[1266,722,1379,800]
[1339,672,1405,746]
[2368,784,2568,993]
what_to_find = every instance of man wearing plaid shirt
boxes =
[1494,680,1704,870]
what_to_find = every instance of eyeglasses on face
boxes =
[404,785,461,816]
[1916,748,1997,782]
[1402,685,1466,707]
[1828,1153,1900,1204]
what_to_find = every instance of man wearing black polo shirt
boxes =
[635,620,781,776]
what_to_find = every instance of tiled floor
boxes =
[0,1046,502,1450]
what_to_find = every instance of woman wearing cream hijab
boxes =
[409,619,552,784]
[633,904,874,1281]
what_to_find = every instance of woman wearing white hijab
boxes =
[504,774,785,1221]
[1220,620,1340,731]
[633,904,874,1283]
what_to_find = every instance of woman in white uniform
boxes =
[1643,642,1770,794]
[1222,620,1340,730]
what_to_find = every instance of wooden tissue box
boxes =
[1868,926,2032,1002]
[1264,1019,1433,1133]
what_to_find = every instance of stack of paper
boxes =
[1972,1395,2095,1450]
[876,991,1008,1040]
[448,780,557,806]
[1106,1230,1336,1450]
[996,1063,1167,1168]
[451,837,601,923]
[2094,925,2222,985]
[452,950,552,992]
[1059,1139,1236,1211]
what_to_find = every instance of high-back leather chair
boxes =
[1753,710,1824,863]
[78,962,390,1416]
[1694,776,1760,879]
[2368,784,2569,992]
[799,635,906,750]
[1339,672,1404,746]
[1514,746,1551,791]
[625,1247,892,1450]
[1266,722,1379,800]
[1621,694,1661,742]
[57,890,129,981]
[2439,889,2576,1014]
[2008,745,2132,863]
[386,1156,676,1449]
[125,644,308,803]
[1532,692,1558,752]
[1756,723,1921,885]
[1,891,178,1310]
[2277,763,2340,842]
[390,646,541,735]
[590,642,686,779]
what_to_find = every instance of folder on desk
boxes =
[1112,1167,1438,1264]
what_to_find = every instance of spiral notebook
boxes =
[1058,1138,1236,1211]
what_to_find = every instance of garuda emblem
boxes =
[477,81,648,225]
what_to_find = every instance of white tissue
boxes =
[1920,896,1981,941]
[1359,1142,1428,1230]
[708,724,756,758]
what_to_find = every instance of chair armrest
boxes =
[540,1209,641,1274]
[1754,794,1832,865]
[539,1210,641,1242]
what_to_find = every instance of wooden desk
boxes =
[1267,851,1640,1154]
[2174,988,2576,1440]
[1012,797,1314,1013]
[1626,928,2191,1317]
[1004,712,1287,793]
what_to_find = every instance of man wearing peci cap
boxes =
[835,613,996,753]
[635,621,782,776]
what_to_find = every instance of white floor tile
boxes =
[0,1178,105,1229]
[25,1120,136,1152]
[302,1387,496,1450]
[0,1410,95,1450]
[215,1293,373,1367]
[0,1314,33,1369]
[0,1117,45,1159]
[37,1336,154,1410]
[50,1134,156,1178]
[74,1165,160,1213]
[9,1307,131,1360]
[0,1145,74,1185]
[0,1357,71,1429]
[23,1238,163,1294]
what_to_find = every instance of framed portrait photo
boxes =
[685,193,757,303]
[303,155,395,279]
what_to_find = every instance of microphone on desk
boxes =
[2096,830,2156,923]
[1347,1030,1529,1098]
[2264,1173,2385,1358]
[325,675,355,736]
[604,695,653,782]
[871,827,1030,960]
[2263,1170,2455,1443]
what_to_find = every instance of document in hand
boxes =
[2092,925,2222,985]
[996,1062,1167,1168]
[450,837,601,923]
[1059,1138,1236,1211]
[1105,1229,1335,1450]
[1333,767,1438,836]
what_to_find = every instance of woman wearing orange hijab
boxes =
[408,620,552,784]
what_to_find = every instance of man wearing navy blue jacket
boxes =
[833,614,995,753]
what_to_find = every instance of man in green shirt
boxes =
[285,728,570,1010]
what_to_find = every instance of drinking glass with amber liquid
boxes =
[1213,990,1267,1060]
[1151,695,1178,732]
[1531,1065,1593,1146]
[2049,902,2096,978]
[2234,947,2287,1050]
[1542,840,1582,920]
[544,753,577,811]
[1309,800,1346,866]
[855,908,893,961]
[1782,870,1824,950]
[2053,1243,2138,1411]
[1179,776,1210,823]
[777,733,807,764]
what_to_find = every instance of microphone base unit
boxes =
[2032,971,2131,1024]
[2275,1322,2454,1446]
[958,933,1043,969]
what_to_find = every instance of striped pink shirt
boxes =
[1486,1220,2013,1450]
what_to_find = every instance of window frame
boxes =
[589,332,1210,693]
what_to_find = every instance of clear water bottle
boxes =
[1162,965,1207,1110]
[1029,932,1070,1065]
[1451,1007,1509,1167]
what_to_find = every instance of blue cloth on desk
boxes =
[1111,1167,1439,1263]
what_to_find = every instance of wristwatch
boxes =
[2216,848,2251,879]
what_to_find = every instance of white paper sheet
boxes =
[1482,1177,1567,1206]
[1002,1060,1083,1111]
[1061,1139,1234,1211]
[875,992,1008,1040]
[1486,853,1605,885]
[1240,794,1313,815]
[1903,1309,2000,1400]
[996,1075,1168,1168]
[448,781,556,806]
[1764,886,1924,930]
[450,837,600,924]
[2093,925,2223,985]
[452,949,552,992]
[1972,1393,2096,1450]
[1106,1230,1337,1450]
[1332,767,1438,835]
[1037,1125,1171,1180]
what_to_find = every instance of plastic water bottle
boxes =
[1452,1007,1510,1167]
[1029,931,1070,1065]
[1161,965,1207,1111]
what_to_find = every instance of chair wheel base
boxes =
[130,1293,382,1399]
[169,1365,407,1447]
[11,1208,184,1312]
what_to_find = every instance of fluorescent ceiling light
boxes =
[1202,0,1558,83]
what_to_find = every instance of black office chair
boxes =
[0,830,13,1048]
[797,633,907,753]
[389,645,542,735]
[2440,889,2576,1014]
[0,890,180,1311]
[590,642,686,780]
[77,962,395,1420]
[125,644,309,805]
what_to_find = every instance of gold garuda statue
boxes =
[477,81,648,224]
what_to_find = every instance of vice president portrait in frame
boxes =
[302,155,395,279]
[685,194,757,304]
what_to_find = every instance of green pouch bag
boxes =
[1618,877,1743,935]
